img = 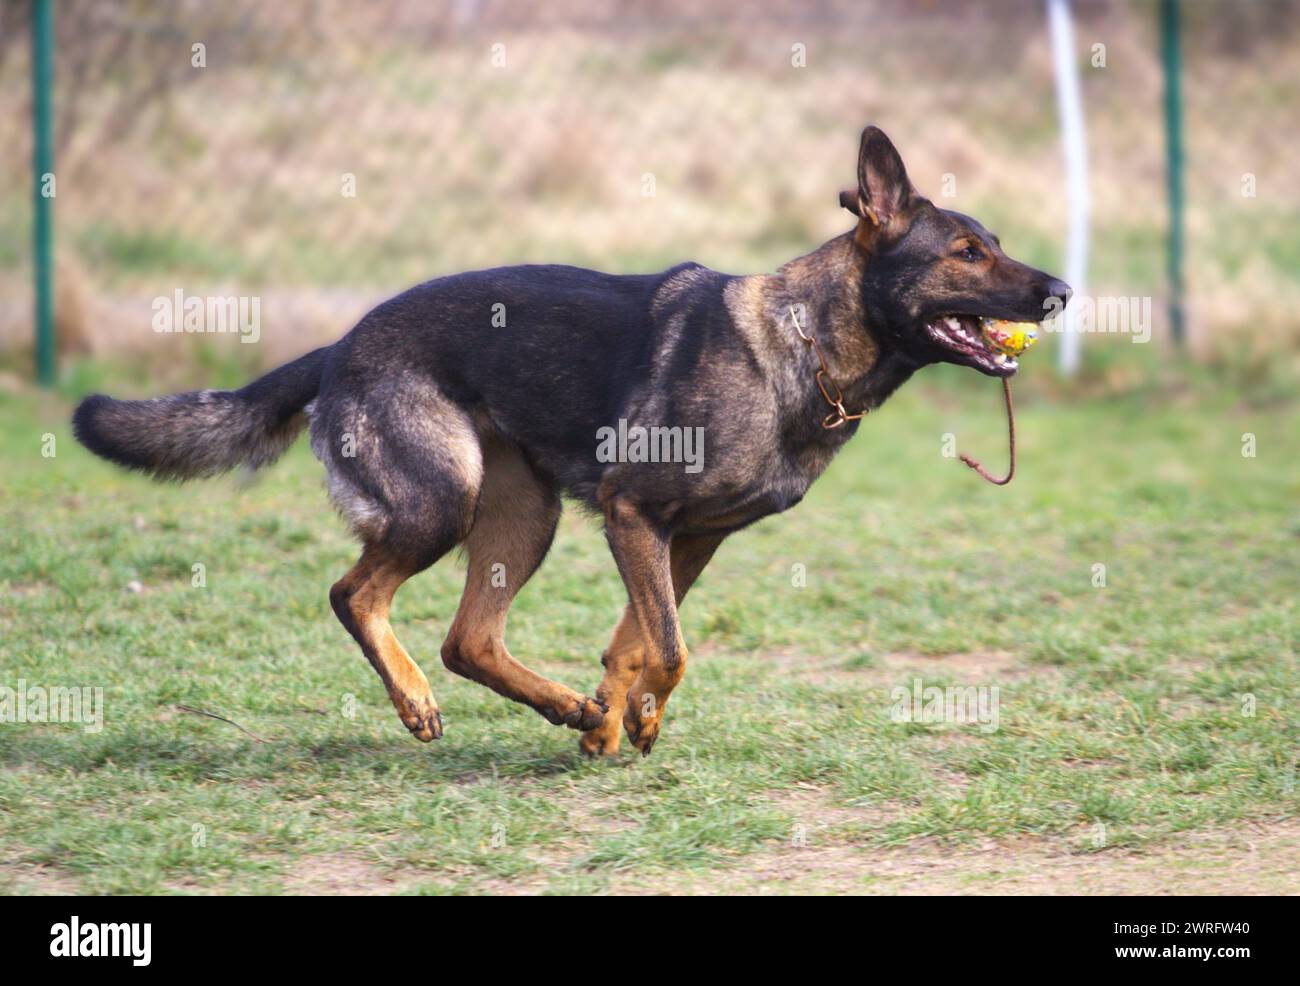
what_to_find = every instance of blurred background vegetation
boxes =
[1,3,1297,892]
[0,0,1297,397]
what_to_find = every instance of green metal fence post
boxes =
[32,0,55,386]
[1160,0,1186,350]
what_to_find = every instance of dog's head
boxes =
[841,126,1070,377]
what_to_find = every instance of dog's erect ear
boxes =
[853,126,916,229]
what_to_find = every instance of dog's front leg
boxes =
[601,497,687,757]
[579,606,644,757]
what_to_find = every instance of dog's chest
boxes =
[671,431,847,534]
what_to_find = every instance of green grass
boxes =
[0,365,1297,894]
[74,222,251,283]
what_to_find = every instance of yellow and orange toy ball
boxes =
[980,318,1039,358]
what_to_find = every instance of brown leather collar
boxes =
[788,305,867,430]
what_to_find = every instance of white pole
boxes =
[1047,0,1089,376]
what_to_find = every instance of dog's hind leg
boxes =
[331,545,445,741]
[319,376,483,742]
[579,530,723,756]
[440,437,607,731]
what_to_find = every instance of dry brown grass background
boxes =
[1,0,1297,378]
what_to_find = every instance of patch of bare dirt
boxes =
[767,782,913,837]
[877,649,1040,683]
[757,646,1053,688]
[650,820,1300,896]
[760,647,865,685]
[3,865,84,895]
[280,854,420,896]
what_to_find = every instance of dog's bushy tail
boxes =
[72,346,330,480]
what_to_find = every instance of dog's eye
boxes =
[956,244,983,262]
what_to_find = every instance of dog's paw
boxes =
[578,723,621,757]
[397,697,443,742]
[622,702,662,757]
[564,695,608,732]
[544,694,607,732]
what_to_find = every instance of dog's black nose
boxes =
[1045,277,1072,305]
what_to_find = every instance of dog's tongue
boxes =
[980,318,1038,358]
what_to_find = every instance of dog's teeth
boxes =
[945,317,961,332]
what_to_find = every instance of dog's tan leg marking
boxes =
[440,438,606,731]
[598,498,723,756]
[579,531,722,756]
[578,607,642,757]
[331,546,442,741]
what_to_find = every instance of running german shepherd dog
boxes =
[74,126,1069,756]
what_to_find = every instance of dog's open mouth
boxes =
[923,315,1034,378]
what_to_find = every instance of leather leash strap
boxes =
[790,304,1016,485]
[959,377,1016,486]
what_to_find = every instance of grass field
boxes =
[1,362,1297,895]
